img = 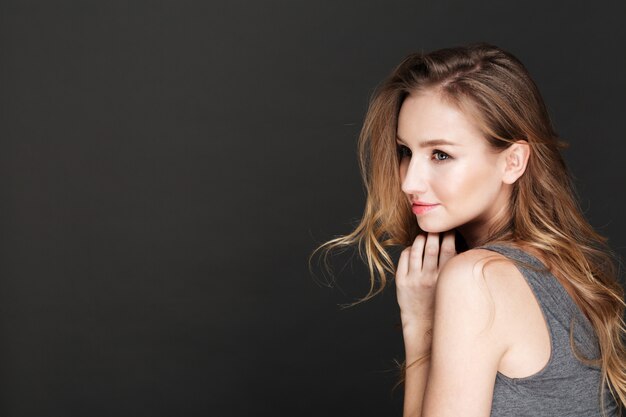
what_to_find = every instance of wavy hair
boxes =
[308,42,625,416]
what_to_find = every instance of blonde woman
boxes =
[310,43,625,416]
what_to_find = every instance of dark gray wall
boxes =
[1,1,625,416]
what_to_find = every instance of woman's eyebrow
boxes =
[396,136,459,147]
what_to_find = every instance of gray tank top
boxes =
[475,244,621,417]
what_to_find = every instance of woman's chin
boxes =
[417,220,458,235]
[417,221,445,234]
[418,226,444,234]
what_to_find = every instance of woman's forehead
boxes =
[397,93,486,147]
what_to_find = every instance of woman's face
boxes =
[396,90,511,245]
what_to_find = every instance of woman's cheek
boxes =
[436,166,467,199]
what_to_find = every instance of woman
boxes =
[309,43,625,416]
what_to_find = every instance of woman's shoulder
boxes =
[448,241,551,278]
[440,247,531,321]
[434,248,522,357]
[441,247,536,345]
[442,246,521,282]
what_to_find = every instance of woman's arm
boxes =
[395,231,456,417]
[402,321,433,417]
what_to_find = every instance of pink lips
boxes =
[411,203,439,215]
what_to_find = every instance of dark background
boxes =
[1,1,625,416]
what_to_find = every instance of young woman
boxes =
[310,43,625,416]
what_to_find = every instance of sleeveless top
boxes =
[474,244,621,417]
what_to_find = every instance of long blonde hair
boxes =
[308,42,625,415]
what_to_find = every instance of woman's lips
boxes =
[411,204,440,215]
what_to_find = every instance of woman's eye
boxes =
[432,150,450,162]
[397,145,451,163]
[397,145,411,159]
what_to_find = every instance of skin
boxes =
[394,89,531,416]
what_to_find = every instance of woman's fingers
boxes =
[438,231,457,268]
[421,232,439,273]
[399,230,457,280]
[397,234,424,282]
[408,233,426,273]
[397,246,410,279]
[396,230,458,322]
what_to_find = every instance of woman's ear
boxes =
[502,140,530,184]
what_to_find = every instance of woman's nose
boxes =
[401,159,428,195]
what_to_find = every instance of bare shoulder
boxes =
[437,247,519,293]
[435,248,522,343]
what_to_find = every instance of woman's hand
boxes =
[395,231,457,328]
